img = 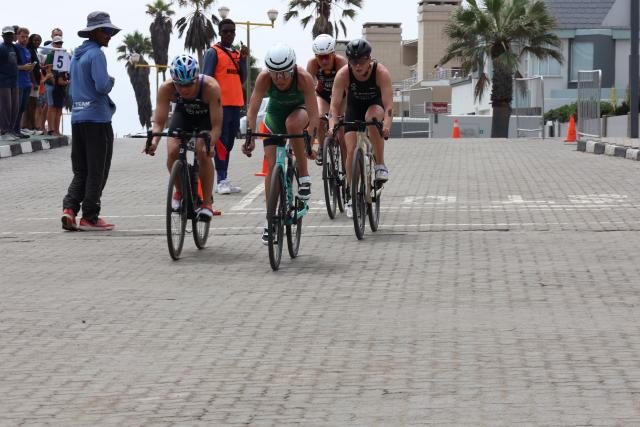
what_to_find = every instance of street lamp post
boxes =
[630,0,639,138]
[218,6,279,110]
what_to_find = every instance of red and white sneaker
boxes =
[78,217,115,231]
[172,191,183,211]
[61,208,77,231]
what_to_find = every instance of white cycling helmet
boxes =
[264,43,296,72]
[312,34,336,55]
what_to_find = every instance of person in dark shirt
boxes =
[0,26,19,140]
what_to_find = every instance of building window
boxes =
[530,55,561,77]
[570,41,594,82]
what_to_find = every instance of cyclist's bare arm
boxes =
[146,81,172,154]
[377,63,394,136]
[298,67,320,139]
[203,76,223,146]
[328,67,349,132]
[306,58,318,85]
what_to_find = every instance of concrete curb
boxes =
[576,139,639,161]
[0,136,69,159]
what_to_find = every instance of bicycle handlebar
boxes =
[244,130,312,158]
[332,118,388,140]
[131,129,211,156]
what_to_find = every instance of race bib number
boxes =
[53,51,71,72]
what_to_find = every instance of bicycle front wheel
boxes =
[322,139,338,219]
[267,165,285,270]
[167,160,187,260]
[351,149,366,240]
[286,162,302,258]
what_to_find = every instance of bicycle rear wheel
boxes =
[267,166,285,270]
[351,149,366,240]
[192,177,211,249]
[322,138,337,219]
[167,160,187,260]
[286,162,302,258]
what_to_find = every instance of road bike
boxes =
[140,129,215,260]
[320,114,346,219]
[334,119,386,240]
[244,129,312,271]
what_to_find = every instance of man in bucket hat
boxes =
[61,12,120,231]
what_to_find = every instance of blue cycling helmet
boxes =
[170,54,199,85]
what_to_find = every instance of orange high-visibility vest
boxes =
[212,44,244,107]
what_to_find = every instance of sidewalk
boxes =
[577,136,640,160]
[0,134,69,159]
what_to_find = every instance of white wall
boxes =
[450,78,491,115]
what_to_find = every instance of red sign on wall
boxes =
[425,102,449,114]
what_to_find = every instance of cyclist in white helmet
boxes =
[145,54,223,220]
[242,43,319,245]
[306,34,348,166]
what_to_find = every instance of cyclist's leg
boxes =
[286,107,310,177]
[316,96,330,153]
[344,130,357,185]
[195,138,214,205]
[166,137,181,190]
[259,119,279,209]
[337,96,347,169]
[365,104,386,165]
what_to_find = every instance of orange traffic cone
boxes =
[564,114,577,143]
[452,118,461,138]
[255,156,268,177]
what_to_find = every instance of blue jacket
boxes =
[69,40,115,123]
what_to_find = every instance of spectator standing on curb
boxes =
[203,18,247,195]
[0,26,19,141]
[24,33,43,133]
[44,36,66,136]
[14,27,35,138]
[61,12,120,231]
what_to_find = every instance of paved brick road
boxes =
[1,138,639,425]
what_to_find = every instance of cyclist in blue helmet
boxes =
[144,54,223,219]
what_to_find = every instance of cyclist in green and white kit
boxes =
[243,43,319,244]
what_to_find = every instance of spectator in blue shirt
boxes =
[61,11,120,232]
[0,26,19,141]
[14,27,35,138]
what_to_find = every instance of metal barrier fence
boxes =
[513,76,545,138]
[577,70,602,141]
[400,87,432,137]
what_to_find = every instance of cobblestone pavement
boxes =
[1,138,640,426]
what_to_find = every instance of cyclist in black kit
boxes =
[328,39,393,217]
[145,54,222,219]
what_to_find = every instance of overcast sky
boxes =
[4,0,421,135]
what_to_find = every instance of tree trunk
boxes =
[490,60,513,138]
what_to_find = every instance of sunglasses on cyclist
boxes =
[100,27,117,36]
[220,29,236,34]
[349,56,370,66]
[269,69,294,81]
[316,54,332,61]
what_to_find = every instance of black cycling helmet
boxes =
[345,38,372,60]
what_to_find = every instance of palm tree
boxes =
[175,0,220,67]
[117,31,154,129]
[283,0,362,39]
[440,0,563,137]
[146,0,175,81]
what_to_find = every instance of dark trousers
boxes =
[214,106,241,182]
[63,123,114,222]
[13,87,31,132]
[0,87,19,134]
